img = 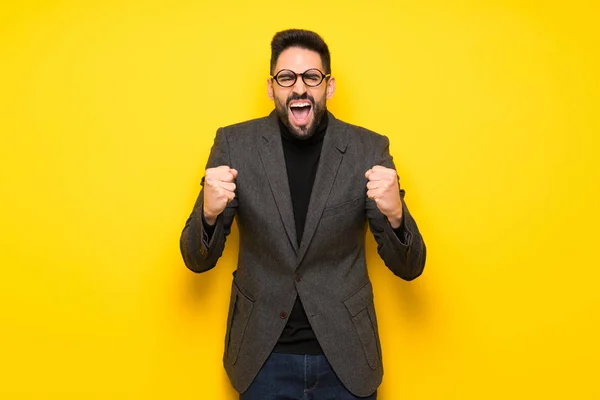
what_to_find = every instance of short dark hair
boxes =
[270,29,331,75]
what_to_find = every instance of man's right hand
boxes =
[203,166,238,226]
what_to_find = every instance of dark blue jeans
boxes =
[240,353,377,400]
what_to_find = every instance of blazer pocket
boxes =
[225,279,255,365]
[343,280,381,370]
[322,196,361,219]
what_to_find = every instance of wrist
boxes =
[202,207,217,226]
[386,207,403,229]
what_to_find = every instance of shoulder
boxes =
[331,114,390,147]
[213,115,274,147]
[332,115,396,167]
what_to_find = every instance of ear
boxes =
[326,76,336,100]
[267,78,274,100]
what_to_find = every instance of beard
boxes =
[274,92,327,140]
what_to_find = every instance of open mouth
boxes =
[289,101,312,125]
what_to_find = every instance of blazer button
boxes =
[279,311,288,319]
[295,274,302,282]
[199,247,207,257]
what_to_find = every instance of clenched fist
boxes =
[203,166,238,225]
[365,165,403,228]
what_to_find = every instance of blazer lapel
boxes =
[258,111,299,254]
[296,112,349,266]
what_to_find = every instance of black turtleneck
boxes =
[279,113,329,250]
[273,113,329,355]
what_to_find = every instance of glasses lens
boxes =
[303,69,324,87]
[275,70,296,87]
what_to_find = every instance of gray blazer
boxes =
[180,111,426,397]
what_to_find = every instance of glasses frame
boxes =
[270,68,331,88]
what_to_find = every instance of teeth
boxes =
[290,102,311,108]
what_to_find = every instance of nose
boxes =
[291,75,307,95]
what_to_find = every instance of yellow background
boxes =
[1,0,599,399]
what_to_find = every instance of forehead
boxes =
[275,47,324,73]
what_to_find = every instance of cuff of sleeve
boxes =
[201,211,215,249]
[392,222,411,246]
[390,201,412,246]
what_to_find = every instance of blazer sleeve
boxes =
[180,128,238,273]
[365,134,426,281]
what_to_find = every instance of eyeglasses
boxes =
[271,68,331,88]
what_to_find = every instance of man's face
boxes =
[267,47,336,139]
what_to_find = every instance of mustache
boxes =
[286,93,315,108]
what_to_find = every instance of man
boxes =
[180,29,426,399]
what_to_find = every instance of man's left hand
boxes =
[365,165,403,228]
